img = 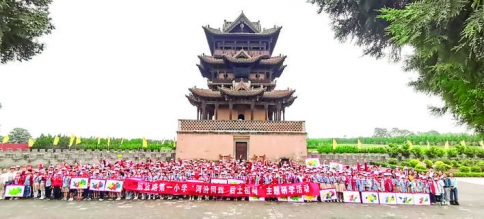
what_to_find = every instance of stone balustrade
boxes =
[0,149,175,168]
[0,149,389,168]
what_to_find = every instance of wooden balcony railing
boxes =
[209,78,273,84]
[214,50,270,57]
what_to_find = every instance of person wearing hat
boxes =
[431,177,444,205]
[383,173,394,192]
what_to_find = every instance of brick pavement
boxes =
[1,180,483,219]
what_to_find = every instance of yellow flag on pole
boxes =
[97,137,101,145]
[407,140,413,150]
[427,140,430,149]
[480,140,484,148]
[161,139,166,145]
[121,137,124,145]
[460,140,466,147]
[53,136,60,146]
[107,137,111,146]
[76,136,81,145]
[69,134,75,147]
[444,141,450,150]
[142,137,147,148]
[332,139,337,150]
[357,139,362,150]
[28,139,35,147]
[2,136,9,144]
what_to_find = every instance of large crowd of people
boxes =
[0,158,459,205]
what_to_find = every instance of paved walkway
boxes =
[1,180,483,219]
[456,177,484,186]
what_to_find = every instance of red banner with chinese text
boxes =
[123,178,320,198]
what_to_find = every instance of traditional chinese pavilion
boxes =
[176,12,307,161]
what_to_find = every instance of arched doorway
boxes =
[238,114,245,120]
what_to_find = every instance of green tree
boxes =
[8,127,32,143]
[0,0,55,63]
[309,0,484,134]
[373,127,389,137]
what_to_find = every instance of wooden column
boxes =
[197,107,200,120]
[202,102,207,120]
[250,102,255,120]
[283,108,285,121]
[264,104,268,121]
[229,102,233,120]
[276,103,281,121]
[215,103,219,120]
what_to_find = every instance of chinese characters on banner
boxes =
[123,178,320,198]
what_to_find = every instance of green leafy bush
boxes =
[435,148,446,158]
[460,159,476,166]
[386,144,400,158]
[459,166,471,173]
[408,159,420,168]
[400,144,411,158]
[415,163,427,172]
[451,160,460,168]
[446,149,458,158]
[464,147,477,158]
[410,147,424,159]
[470,166,482,172]
[476,149,484,159]
[455,145,466,155]
[423,159,433,168]
[434,161,451,172]
[441,158,452,166]
[425,147,438,159]
[400,160,411,167]
[386,158,397,165]
[451,172,484,177]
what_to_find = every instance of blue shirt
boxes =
[62,176,71,187]
[24,175,31,186]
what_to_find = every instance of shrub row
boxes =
[315,145,387,154]
[307,134,483,146]
[451,172,484,177]
[32,134,175,151]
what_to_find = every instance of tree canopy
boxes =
[8,127,32,143]
[310,0,484,134]
[0,0,55,64]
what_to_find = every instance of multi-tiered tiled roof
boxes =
[187,13,296,108]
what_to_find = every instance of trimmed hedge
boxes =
[451,172,484,177]
[459,166,471,173]
[316,145,387,154]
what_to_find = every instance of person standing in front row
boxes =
[0,169,7,200]
[449,173,459,205]
[45,172,53,200]
[443,173,451,205]
[23,170,33,198]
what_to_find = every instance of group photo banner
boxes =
[70,177,89,190]
[123,178,320,198]
[4,185,25,197]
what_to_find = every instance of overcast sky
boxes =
[0,0,470,140]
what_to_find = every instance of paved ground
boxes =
[1,178,483,219]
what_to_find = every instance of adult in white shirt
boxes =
[0,169,7,200]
